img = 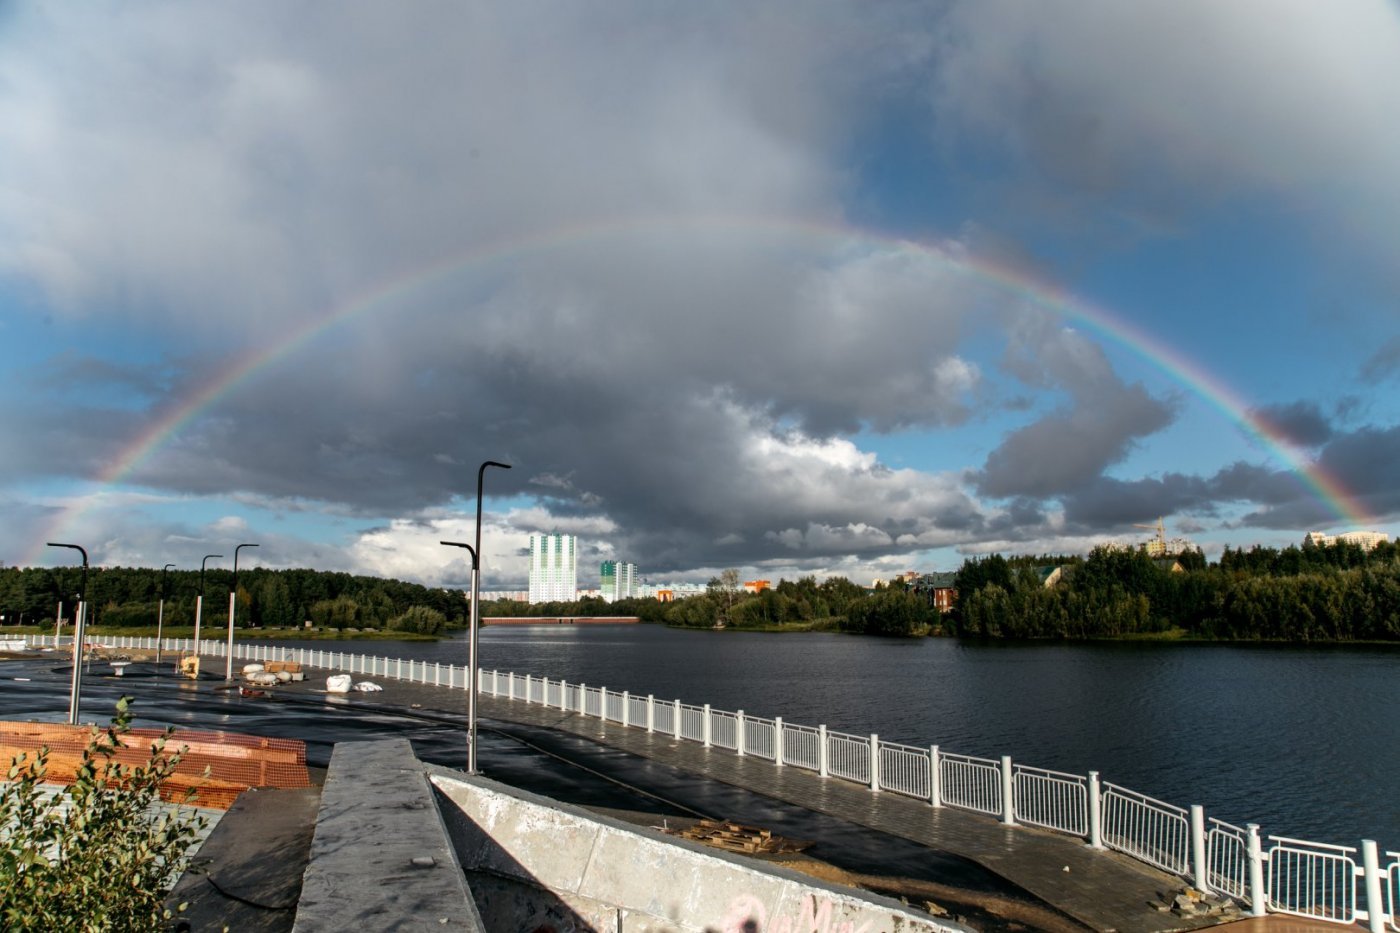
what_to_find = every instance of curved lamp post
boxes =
[441,540,478,771]
[226,543,258,680]
[192,554,222,674]
[46,542,88,724]
[157,563,175,666]
[472,460,511,773]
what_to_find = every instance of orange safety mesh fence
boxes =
[0,721,311,811]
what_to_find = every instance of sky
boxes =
[2,1,1398,592]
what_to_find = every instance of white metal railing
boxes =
[678,703,705,743]
[1206,818,1251,902]
[879,740,930,800]
[1267,837,1356,924]
[744,715,778,762]
[781,723,820,772]
[709,710,738,751]
[939,752,1001,817]
[1013,764,1087,836]
[24,633,1396,928]
[825,730,871,785]
[1385,852,1398,932]
[1101,783,1190,875]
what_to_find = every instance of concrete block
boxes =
[293,739,483,932]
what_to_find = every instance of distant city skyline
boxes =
[1,4,1397,589]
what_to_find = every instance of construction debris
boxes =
[664,819,812,855]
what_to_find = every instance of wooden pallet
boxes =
[668,819,812,855]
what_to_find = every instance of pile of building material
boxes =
[666,819,812,855]
[0,721,312,810]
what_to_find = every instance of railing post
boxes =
[736,711,746,756]
[818,724,828,777]
[1362,840,1385,933]
[673,699,682,739]
[600,687,608,718]
[1000,756,1015,826]
[702,704,712,747]
[646,695,655,733]
[1191,805,1209,894]
[508,672,516,702]
[1246,824,1267,917]
[929,745,942,808]
[558,680,567,711]
[578,683,587,714]
[1087,771,1103,848]
[869,734,880,792]
[621,691,630,728]
[774,717,784,766]
[542,676,549,705]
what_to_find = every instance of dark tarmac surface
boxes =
[0,653,1096,930]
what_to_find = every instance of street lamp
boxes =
[191,554,222,677]
[441,540,478,771]
[469,459,511,774]
[157,563,175,666]
[47,542,88,725]
[226,543,258,680]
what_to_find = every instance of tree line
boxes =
[481,572,936,636]
[951,541,1400,642]
[0,565,465,636]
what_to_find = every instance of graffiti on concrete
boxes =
[719,892,876,933]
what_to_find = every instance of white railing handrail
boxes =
[23,633,1393,926]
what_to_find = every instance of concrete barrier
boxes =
[429,768,971,933]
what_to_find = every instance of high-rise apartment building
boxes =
[600,560,638,602]
[529,533,578,603]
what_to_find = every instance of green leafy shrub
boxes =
[0,698,206,931]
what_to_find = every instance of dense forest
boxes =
[952,541,1400,641]
[0,565,466,635]
[5,538,1397,643]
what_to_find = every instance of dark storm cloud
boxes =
[1060,474,1214,528]
[1251,401,1334,448]
[975,316,1178,499]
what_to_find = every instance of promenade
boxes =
[4,644,1349,931]
[247,665,1233,933]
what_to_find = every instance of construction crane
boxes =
[1133,518,1167,556]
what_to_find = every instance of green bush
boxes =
[0,698,206,931]
[388,605,447,635]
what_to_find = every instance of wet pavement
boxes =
[0,653,1174,931]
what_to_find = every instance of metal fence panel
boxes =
[782,724,820,771]
[1267,838,1356,925]
[940,753,1001,817]
[604,691,624,723]
[879,741,930,799]
[679,704,705,742]
[826,731,871,784]
[744,716,777,761]
[628,695,650,728]
[710,711,738,751]
[652,700,675,735]
[1206,819,1250,902]
[1013,765,1087,836]
[1101,783,1190,875]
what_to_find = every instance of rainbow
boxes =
[25,215,1375,564]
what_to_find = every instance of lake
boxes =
[270,624,1400,851]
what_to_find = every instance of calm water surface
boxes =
[276,625,1400,850]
